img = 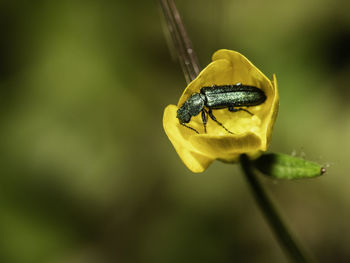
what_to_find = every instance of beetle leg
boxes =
[201,110,207,133]
[180,123,199,134]
[228,107,253,116]
[207,109,233,134]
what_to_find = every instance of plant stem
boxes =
[160,2,310,262]
[240,154,310,263]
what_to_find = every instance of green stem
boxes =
[240,154,310,263]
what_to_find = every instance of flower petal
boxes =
[177,58,232,107]
[264,74,279,146]
[189,132,262,161]
[211,49,272,90]
[163,105,214,172]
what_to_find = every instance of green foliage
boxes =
[253,153,325,179]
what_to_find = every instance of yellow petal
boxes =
[189,133,262,160]
[264,74,279,146]
[177,58,233,107]
[163,105,213,173]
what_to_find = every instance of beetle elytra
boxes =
[177,83,266,134]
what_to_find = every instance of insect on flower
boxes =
[163,49,279,173]
[177,83,267,134]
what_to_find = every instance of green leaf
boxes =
[253,153,326,179]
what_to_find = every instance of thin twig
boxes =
[167,0,200,77]
[159,0,200,83]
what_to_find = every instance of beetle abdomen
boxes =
[201,85,266,108]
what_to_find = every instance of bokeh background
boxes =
[0,0,350,262]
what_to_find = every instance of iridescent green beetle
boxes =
[176,83,266,134]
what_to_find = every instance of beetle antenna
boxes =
[180,123,199,134]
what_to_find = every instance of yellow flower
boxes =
[163,49,279,173]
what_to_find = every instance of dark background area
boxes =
[0,0,350,262]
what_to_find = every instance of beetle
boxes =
[176,83,266,134]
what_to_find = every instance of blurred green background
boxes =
[0,0,350,262]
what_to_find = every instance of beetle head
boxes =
[177,105,191,123]
[177,93,205,124]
